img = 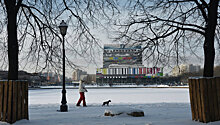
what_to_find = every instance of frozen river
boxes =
[29,88,190,105]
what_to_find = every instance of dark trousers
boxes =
[77,92,86,106]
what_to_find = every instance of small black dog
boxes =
[102,100,111,106]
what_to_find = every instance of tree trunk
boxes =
[6,2,19,80]
[203,0,219,77]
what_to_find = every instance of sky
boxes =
[19,19,220,78]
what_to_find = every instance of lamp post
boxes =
[59,20,68,112]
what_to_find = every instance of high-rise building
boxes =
[97,44,163,84]
[103,44,142,68]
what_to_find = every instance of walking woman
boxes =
[76,75,88,107]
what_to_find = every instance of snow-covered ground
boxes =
[1,88,220,125]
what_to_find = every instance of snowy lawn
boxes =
[1,88,220,125]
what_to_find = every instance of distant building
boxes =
[72,69,87,81]
[41,72,55,81]
[40,72,63,84]
[189,64,201,73]
[172,64,201,76]
[103,44,142,68]
[97,44,163,84]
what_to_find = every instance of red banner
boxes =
[139,68,142,74]
[143,68,146,74]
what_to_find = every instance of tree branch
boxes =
[16,0,23,13]
[193,0,208,22]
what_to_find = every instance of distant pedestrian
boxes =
[76,75,88,107]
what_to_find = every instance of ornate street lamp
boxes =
[59,20,68,112]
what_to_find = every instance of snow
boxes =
[29,88,189,105]
[1,88,220,125]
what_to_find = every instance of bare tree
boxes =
[114,0,219,77]
[0,0,118,80]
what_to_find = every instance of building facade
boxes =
[97,44,163,84]
[103,44,142,68]
[72,69,96,83]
